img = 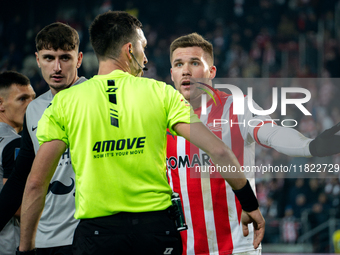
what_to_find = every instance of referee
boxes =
[18,11,265,255]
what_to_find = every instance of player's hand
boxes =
[309,122,340,157]
[241,208,265,249]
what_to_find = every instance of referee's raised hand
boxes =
[309,122,340,157]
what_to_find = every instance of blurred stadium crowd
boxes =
[1,0,340,252]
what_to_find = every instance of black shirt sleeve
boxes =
[0,114,35,230]
[2,137,21,178]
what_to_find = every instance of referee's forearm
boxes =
[208,143,247,190]
[175,122,247,189]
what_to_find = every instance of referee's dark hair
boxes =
[89,10,142,60]
[35,22,80,52]
[0,71,30,92]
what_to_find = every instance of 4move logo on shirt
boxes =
[92,136,146,158]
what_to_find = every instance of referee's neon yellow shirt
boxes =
[37,70,198,219]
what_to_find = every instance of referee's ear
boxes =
[124,42,133,61]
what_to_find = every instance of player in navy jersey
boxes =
[0,71,35,255]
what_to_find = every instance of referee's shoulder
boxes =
[137,76,173,91]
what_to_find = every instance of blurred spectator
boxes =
[277,14,298,42]
[308,202,330,252]
[287,179,308,206]
[293,193,308,218]
[281,207,300,243]
[307,178,322,205]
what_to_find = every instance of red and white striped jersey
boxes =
[167,90,271,255]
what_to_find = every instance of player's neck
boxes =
[0,117,21,133]
[189,97,201,110]
[189,93,213,110]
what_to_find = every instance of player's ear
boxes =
[76,52,83,68]
[170,68,174,82]
[0,97,5,112]
[209,65,217,79]
[35,52,41,68]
